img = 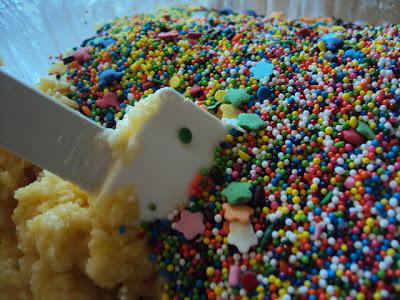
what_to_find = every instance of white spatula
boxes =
[0,69,228,220]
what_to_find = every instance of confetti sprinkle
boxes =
[222,203,254,224]
[73,46,93,63]
[95,92,120,111]
[98,69,123,88]
[49,6,400,298]
[175,210,205,240]
[224,88,250,107]
[250,60,274,80]
[227,221,258,253]
[221,182,253,205]
[236,113,265,130]
[219,103,240,119]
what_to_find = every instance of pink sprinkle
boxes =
[342,129,365,147]
[344,177,355,189]
[270,201,278,209]
[228,265,240,286]
[313,222,323,240]
[73,46,93,63]
[158,30,180,41]
[96,92,120,111]
[387,224,396,233]
[232,171,239,179]
[175,210,205,240]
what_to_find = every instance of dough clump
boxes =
[0,149,160,299]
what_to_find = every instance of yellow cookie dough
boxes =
[0,149,161,299]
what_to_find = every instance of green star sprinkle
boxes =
[221,182,253,205]
[237,113,265,130]
[224,89,250,107]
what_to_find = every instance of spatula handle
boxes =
[0,69,112,192]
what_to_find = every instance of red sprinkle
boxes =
[342,129,365,146]
[190,86,202,95]
[240,271,258,292]
[142,81,155,90]
[297,28,313,37]
[187,32,202,39]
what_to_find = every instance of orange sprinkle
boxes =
[222,203,254,224]
[81,106,92,116]
[232,33,243,43]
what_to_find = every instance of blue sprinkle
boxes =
[257,86,271,101]
[105,112,114,121]
[250,61,274,80]
[245,10,257,17]
[98,38,116,48]
[344,49,366,60]
[324,37,344,51]
[99,69,123,87]
[118,224,126,234]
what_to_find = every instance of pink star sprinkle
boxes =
[73,46,93,63]
[95,92,120,111]
[175,210,205,240]
[158,30,180,41]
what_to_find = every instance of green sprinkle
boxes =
[224,89,250,107]
[356,121,375,140]
[260,225,273,248]
[236,113,265,130]
[178,127,192,144]
[148,203,157,211]
[206,101,221,110]
[321,191,333,205]
[221,182,252,205]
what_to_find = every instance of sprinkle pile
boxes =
[51,6,400,299]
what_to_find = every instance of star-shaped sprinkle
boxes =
[97,38,116,48]
[221,182,252,205]
[73,46,93,63]
[219,104,241,119]
[187,32,202,39]
[95,92,120,111]
[158,30,180,41]
[221,118,246,133]
[324,37,344,51]
[98,69,123,88]
[236,113,265,131]
[250,61,274,80]
[228,221,258,253]
[224,89,250,107]
[222,203,254,224]
[175,210,205,240]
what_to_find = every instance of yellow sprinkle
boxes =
[349,116,358,128]
[215,90,227,103]
[169,75,181,88]
[238,150,251,161]
[162,294,169,300]
[214,286,223,296]
[226,134,234,142]
[318,41,326,52]
[220,104,241,119]
[206,267,215,276]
